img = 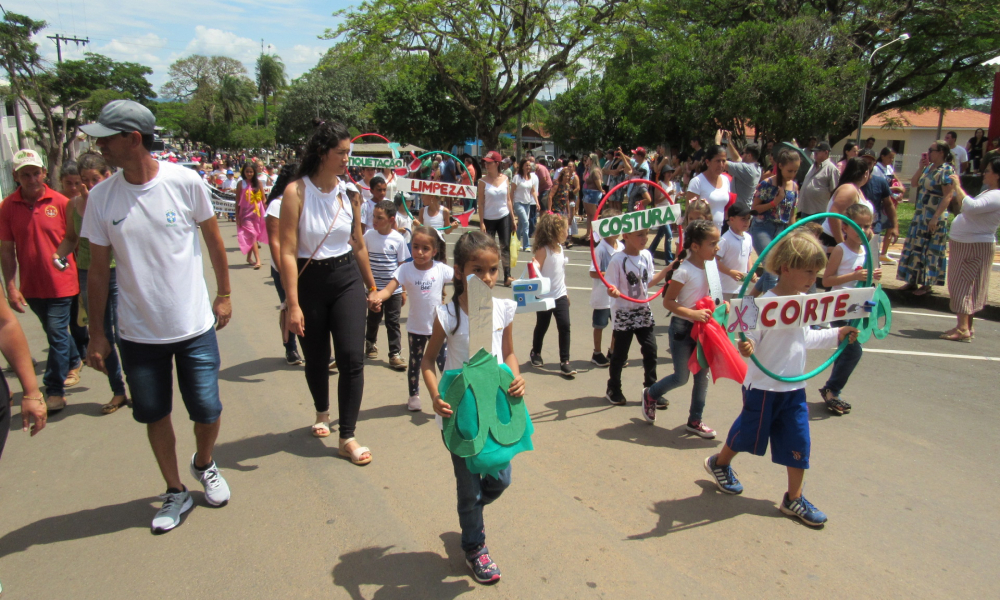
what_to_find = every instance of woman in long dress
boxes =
[236,163,268,269]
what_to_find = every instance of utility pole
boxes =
[47,34,89,63]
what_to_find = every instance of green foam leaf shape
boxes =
[853,284,893,344]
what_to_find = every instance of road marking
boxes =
[892,310,954,319]
[865,348,1000,361]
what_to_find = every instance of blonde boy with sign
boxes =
[705,233,858,528]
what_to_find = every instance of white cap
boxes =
[13,149,44,171]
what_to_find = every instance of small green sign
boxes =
[348,156,405,169]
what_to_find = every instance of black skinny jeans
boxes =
[483,216,512,281]
[532,295,571,363]
[607,326,658,394]
[366,293,402,357]
[297,256,367,439]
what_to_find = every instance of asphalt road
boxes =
[0,221,995,599]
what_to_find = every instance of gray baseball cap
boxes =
[80,99,155,137]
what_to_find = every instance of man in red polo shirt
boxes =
[0,149,82,412]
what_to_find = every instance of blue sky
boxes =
[8,0,357,93]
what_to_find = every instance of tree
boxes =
[255,54,286,127]
[328,0,633,149]
[216,75,256,125]
[160,55,246,100]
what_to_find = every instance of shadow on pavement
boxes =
[213,428,334,471]
[807,401,837,421]
[627,480,781,539]
[332,403,434,428]
[597,418,721,449]
[0,496,160,558]
[530,395,613,423]
[889,328,943,340]
[218,357,304,383]
[331,533,473,600]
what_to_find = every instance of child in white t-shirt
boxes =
[364,200,411,369]
[603,227,669,406]
[717,204,756,301]
[643,220,721,436]
[589,207,623,367]
[374,225,451,411]
[528,214,574,376]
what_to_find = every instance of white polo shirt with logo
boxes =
[81,162,215,344]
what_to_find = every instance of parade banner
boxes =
[396,177,477,200]
[348,156,406,169]
[591,205,682,241]
[727,288,876,333]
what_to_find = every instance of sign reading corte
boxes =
[727,288,876,333]
[397,177,476,199]
[591,205,683,241]
[348,156,406,169]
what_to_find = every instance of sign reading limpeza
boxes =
[348,156,406,169]
[591,205,683,241]
[396,177,476,199]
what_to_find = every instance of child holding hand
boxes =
[704,232,859,527]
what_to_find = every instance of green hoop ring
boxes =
[737,212,874,383]
[399,151,475,229]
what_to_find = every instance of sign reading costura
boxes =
[591,205,683,241]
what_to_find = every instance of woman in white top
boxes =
[684,145,732,230]
[279,120,380,466]
[943,156,1000,341]
[509,157,540,252]
[477,150,515,286]
[820,157,872,248]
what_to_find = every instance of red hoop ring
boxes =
[349,133,393,190]
[588,178,683,304]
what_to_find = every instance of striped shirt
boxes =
[363,229,410,294]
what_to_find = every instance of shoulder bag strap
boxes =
[297,189,346,276]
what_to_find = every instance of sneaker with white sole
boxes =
[591,351,610,367]
[686,420,716,439]
[780,493,828,527]
[529,351,543,367]
[605,389,627,406]
[407,395,422,411]
[704,454,743,494]
[559,362,577,377]
[189,454,230,507]
[641,388,656,423]
[151,488,193,533]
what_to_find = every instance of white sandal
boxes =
[311,412,331,438]
[338,437,372,466]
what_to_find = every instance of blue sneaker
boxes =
[704,454,743,495]
[780,493,828,527]
[465,545,501,584]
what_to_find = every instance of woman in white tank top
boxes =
[277,121,380,466]
[477,150,515,286]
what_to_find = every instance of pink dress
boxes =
[237,183,268,254]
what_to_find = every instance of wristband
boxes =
[217,293,231,298]
[369,286,377,293]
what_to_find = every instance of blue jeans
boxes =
[750,219,789,294]
[26,297,80,397]
[120,328,222,424]
[513,202,532,250]
[823,321,862,394]
[649,225,674,262]
[451,451,511,553]
[528,203,539,239]
[648,317,708,422]
[79,268,126,396]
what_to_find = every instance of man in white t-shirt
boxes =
[945,131,970,176]
[80,100,233,534]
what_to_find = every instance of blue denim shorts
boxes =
[119,328,222,424]
[583,189,603,205]
[592,308,611,329]
[725,387,810,469]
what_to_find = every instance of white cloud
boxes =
[184,26,260,66]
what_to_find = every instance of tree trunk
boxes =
[13,98,25,149]
[263,94,269,128]
[483,126,501,152]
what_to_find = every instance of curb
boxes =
[881,287,1000,322]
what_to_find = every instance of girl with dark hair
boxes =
[643,220,721,437]
[685,145,731,230]
[836,142,859,174]
[237,162,267,269]
[53,152,129,414]
[897,140,957,296]
[420,230,522,585]
[749,149,801,293]
[279,120,380,465]
[819,157,873,249]
[967,128,987,171]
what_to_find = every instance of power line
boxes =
[47,34,90,63]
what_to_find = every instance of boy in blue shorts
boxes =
[703,232,858,527]
[588,208,622,367]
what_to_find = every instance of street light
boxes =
[857,33,910,145]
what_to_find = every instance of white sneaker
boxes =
[151,489,193,533]
[407,395,422,411]
[189,453,231,507]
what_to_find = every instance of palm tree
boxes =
[217,75,255,125]
[256,54,286,127]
